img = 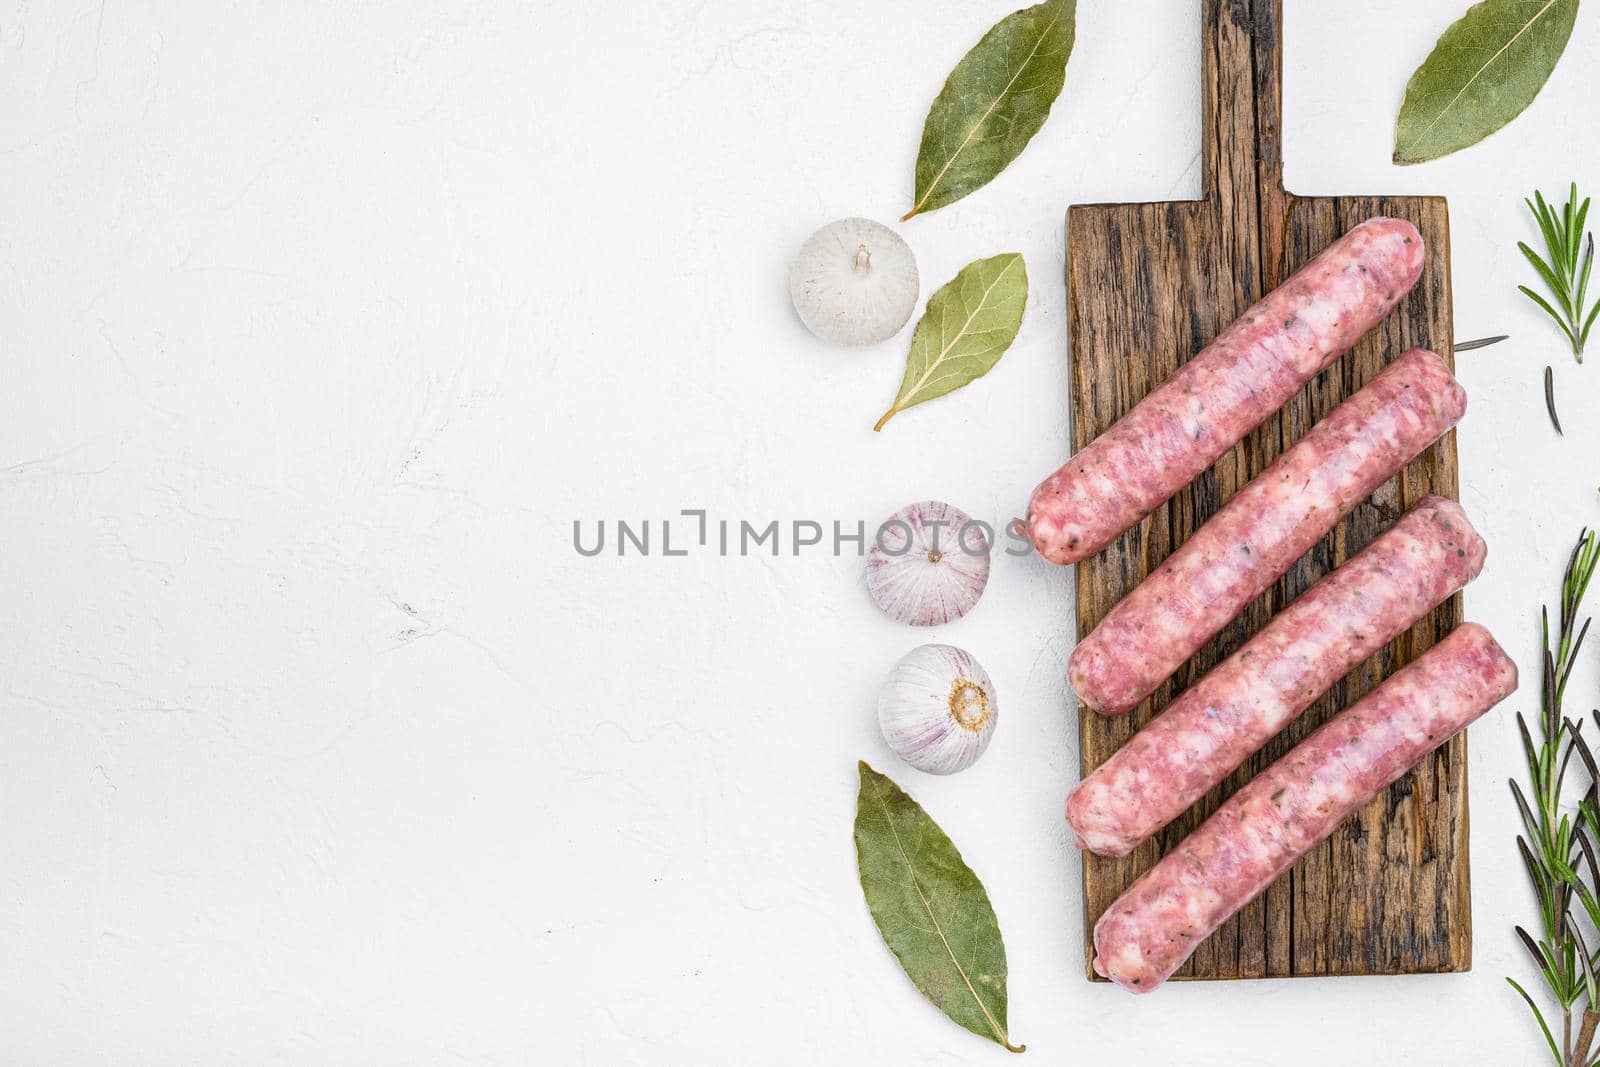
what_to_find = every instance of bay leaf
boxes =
[903,0,1076,220]
[1393,0,1578,165]
[874,253,1027,431]
[853,761,1023,1053]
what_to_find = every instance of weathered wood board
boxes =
[1070,0,1465,981]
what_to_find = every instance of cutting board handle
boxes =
[1201,0,1287,206]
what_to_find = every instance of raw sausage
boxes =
[1070,348,1465,715]
[1028,217,1424,566]
[1070,347,1466,716]
[1068,497,1483,854]
[1066,496,1484,856]
[1091,623,1516,994]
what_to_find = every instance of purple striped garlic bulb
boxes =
[877,644,997,775]
[865,500,990,626]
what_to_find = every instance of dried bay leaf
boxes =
[874,253,1027,431]
[903,0,1076,220]
[1394,0,1578,165]
[853,762,1022,1053]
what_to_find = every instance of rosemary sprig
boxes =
[1511,528,1600,1067]
[1519,183,1600,363]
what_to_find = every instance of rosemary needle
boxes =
[1547,364,1563,435]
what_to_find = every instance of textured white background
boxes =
[3,1,1599,1063]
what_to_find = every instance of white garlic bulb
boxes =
[878,644,997,775]
[790,218,919,345]
[866,500,990,626]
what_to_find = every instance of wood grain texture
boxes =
[1070,0,1466,981]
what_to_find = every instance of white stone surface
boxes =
[2,0,1597,1062]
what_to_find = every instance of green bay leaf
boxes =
[1394,0,1578,165]
[853,762,1022,1052]
[904,0,1076,220]
[875,253,1027,431]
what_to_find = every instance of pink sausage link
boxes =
[1070,347,1466,716]
[1067,496,1485,856]
[1028,217,1424,566]
[1091,623,1517,994]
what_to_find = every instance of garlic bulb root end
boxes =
[877,644,998,775]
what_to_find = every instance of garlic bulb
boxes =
[866,500,990,626]
[878,644,997,775]
[790,218,919,345]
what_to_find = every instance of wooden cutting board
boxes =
[1070,0,1464,982]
